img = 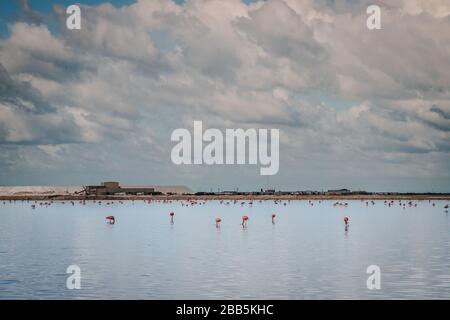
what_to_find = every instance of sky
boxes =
[0,0,449,192]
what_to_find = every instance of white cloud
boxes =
[0,0,449,190]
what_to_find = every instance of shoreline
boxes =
[1,194,450,201]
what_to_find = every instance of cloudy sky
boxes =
[0,0,449,192]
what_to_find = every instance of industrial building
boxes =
[85,182,155,195]
[327,189,351,194]
[84,182,191,195]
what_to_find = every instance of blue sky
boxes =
[0,0,449,192]
[0,0,260,37]
[0,0,137,37]
[0,0,136,13]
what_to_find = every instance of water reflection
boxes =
[0,199,449,299]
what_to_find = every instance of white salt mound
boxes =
[0,186,83,196]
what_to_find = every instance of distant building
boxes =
[85,182,191,195]
[85,182,155,195]
[216,191,240,195]
[352,190,370,195]
[327,188,351,194]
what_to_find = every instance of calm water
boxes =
[0,199,449,299]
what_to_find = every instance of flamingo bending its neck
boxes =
[106,216,115,224]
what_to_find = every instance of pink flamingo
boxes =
[106,216,115,224]
[344,216,349,226]
[215,217,222,228]
[272,214,276,224]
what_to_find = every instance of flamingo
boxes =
[106,216,115,224]
[242,215,249,227]
[272,214,276,224]
[170,212,174,223]
[344,216,349,226]
[215,217,222,228]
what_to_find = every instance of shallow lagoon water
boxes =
[0,199,449,299]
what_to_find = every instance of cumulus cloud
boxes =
[0,0,449,191]
[0,63,53,113]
